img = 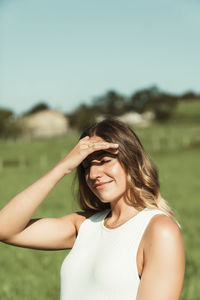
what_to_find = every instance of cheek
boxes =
[109,163,127,184]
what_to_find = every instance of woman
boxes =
[0,118,185,300]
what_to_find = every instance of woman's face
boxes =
[82,137,127,204]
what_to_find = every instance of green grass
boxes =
[173,100,200,122]
[0,119,200,299]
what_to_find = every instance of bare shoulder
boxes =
[137,214,185,299]
[143,213,185,262]
[145,214,183,240]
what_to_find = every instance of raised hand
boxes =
[57,136,119,175]
[0,136,118,246]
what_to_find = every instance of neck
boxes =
[108,199,141,222]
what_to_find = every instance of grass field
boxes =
[0,103,200,300]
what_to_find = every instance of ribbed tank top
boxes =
[60,207,168,300]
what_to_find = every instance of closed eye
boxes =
[94,158,112,166]
[83,159,112,171]
[101,159,111,164]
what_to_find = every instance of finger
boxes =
[80,145,89,149]
[80,141,119,152]
[80,141,95,149]
[81,136,90,141]
[88,142,94,148]
[94,143,119,149]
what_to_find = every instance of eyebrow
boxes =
[82,151,117,169]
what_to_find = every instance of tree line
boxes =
[0,86,199,138]
[68,86,200,131]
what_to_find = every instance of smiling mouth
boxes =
[95,180,113,189]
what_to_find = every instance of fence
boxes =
[0,134,199,172]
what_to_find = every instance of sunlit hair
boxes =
[76,118,179,224]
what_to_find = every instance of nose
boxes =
[89,164,103,180]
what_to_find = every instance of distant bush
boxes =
[129,86,178,122]
[92,90,126,116]
[148,94,178,122]
[23,102,49,116]
[0,108,22,139]
[180,91,199,101]
[68,104,97,132]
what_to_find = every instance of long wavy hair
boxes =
[76,118,178,224]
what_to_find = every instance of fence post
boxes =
[19,155,26,168]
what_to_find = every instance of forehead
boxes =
[82,151,116,168]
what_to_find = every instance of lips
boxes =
[95,180,113,189]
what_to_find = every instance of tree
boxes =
[68,104,96,132]
[23,102,49,116]
[148,94,178,121]
[129,86,178,121]
[0,108,12,136]
[180,91,198,101]
[0,108,22,139]
[129,86,160,113]
[92,90,126,116]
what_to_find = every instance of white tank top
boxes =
[60,207,167,300]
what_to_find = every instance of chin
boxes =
[98,195,122,204]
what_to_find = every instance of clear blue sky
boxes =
[0,0,200,115]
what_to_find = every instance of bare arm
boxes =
[0,166,67,241]
[137,215,185,300]
[2,214,77,250]
[0,136,118,250]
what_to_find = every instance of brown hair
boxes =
[76,118,178,224]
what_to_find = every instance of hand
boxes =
[57,136,119,175]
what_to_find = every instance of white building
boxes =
[97,111,155,127]
[21,110,68,138]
